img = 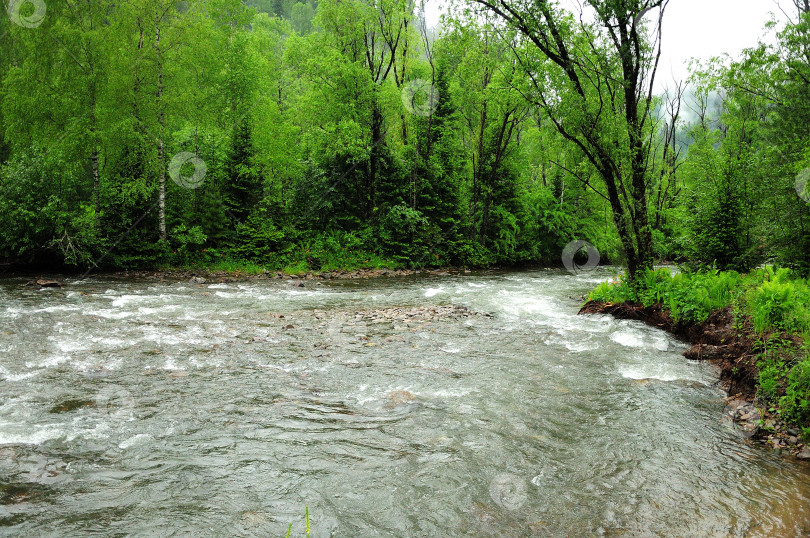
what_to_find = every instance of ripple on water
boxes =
[0,269,808,535]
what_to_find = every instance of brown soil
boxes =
[579,301,759,399]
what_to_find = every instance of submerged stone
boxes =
[49,399,94,413]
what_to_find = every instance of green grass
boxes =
[159,250,401,277]
[589,266,810,334]
[285,507,310,538]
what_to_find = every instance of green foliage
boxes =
[378,205,438,267]
[758,358,788,403]
[779,356,810,425]
[288,229,394,272]
[232,203,286,263]
[168,224,208,265]
[589,268,742,323]
[8,0,810,284]
[590,266,810,332]
[745,267,810,334]
[0,150,103,266]
[755,337,810,429]
[0,0,628,273]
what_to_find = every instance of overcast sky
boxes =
[424,0,791,86]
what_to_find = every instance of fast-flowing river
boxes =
[1,269,809,536]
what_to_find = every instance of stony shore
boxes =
[580,300,810,461]
[118,267,473,284]
[17,267,478,289]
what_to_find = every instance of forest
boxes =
[0,0,808,279]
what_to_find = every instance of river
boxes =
[1,269,808,536]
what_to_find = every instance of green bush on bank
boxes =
[589,266,810,334]
[590,266,810,432]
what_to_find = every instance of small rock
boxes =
[387,390,415,406]
[0,447,17,462]
[190,277,206,285]
[36,279,62,288]
[788,436,799,446]
[283,324,294,330]
[252,337,266,343]
[797,448,810,460]
[787,428,800,436]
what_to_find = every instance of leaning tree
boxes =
[469,0,668,281]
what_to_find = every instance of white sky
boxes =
[424,0,792,85]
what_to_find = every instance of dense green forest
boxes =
[0,0,809,278]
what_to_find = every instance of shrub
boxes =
[745,267,810,335]
[588,268,742,323]
[293,229,393,271]
[780,356,810,426]
[169,224,207,265]
[232,205,286,263]
[378,205,439,267]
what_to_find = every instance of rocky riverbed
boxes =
[725,398,810,460]
[118,266,471,284]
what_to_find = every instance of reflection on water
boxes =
[0,269,808,536]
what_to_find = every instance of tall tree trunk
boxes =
[91,148,100,218]
[89,79,100,225]
[369,104,382,220]
[156,24,167,242]
[472,102,488,243]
